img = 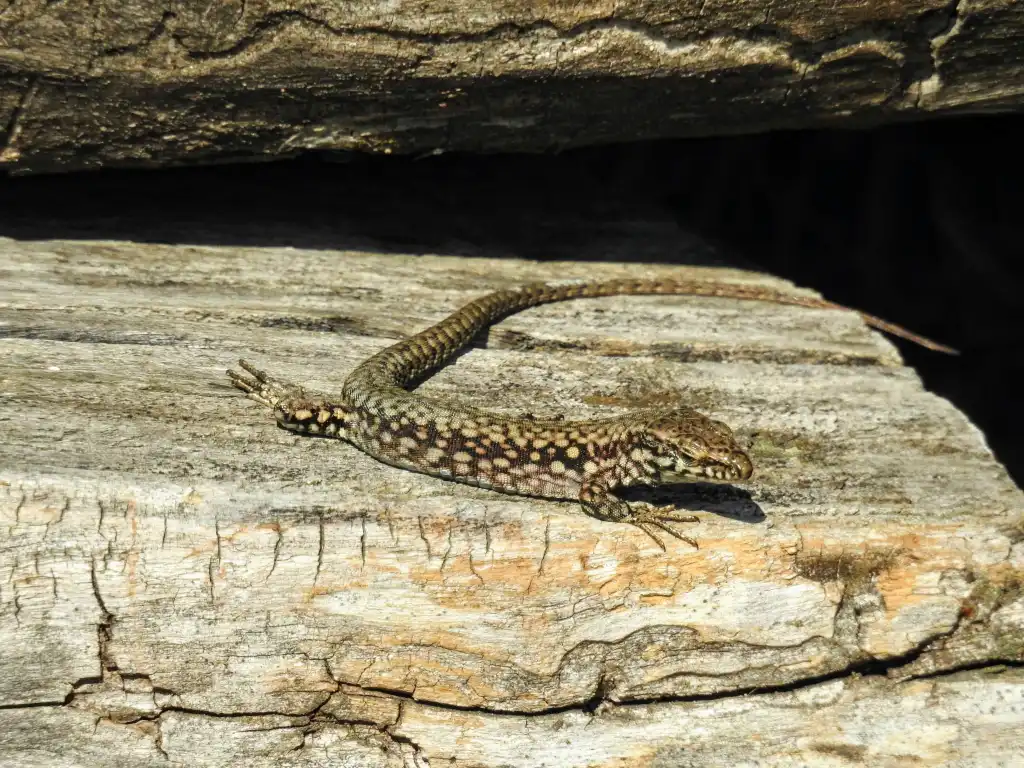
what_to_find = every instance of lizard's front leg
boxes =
[579,479,699,550]
[227,359,351,438]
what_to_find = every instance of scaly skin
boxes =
[228,278,953,548]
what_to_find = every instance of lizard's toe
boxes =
[629,504,700,549]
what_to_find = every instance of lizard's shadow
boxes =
[621,482,764,523]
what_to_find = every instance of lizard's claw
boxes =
[227,359,304,410]
[629,504,700,551]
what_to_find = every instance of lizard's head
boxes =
[638,408,753,482]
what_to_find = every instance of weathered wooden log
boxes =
[1,236,1022,765]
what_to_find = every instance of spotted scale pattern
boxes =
[228,277,952,548]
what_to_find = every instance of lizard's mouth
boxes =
[657,454,753,482]
[698,463,745,481]
[703,453,754,481]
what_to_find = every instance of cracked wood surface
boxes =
[1,235,1023,765]
[1,0,1023,173]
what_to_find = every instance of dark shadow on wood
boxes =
[621,482,765,524]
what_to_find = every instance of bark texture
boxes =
[1,236,1022,765]
[1,0,1022,173]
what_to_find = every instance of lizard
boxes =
[227,278,954,549]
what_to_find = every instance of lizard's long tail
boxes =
[343,278,956,398]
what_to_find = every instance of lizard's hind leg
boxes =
[227,359,351,438]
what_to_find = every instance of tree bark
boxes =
[1,0,1022,173]
[1,236,1022,765]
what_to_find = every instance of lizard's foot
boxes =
[228,359,350,437]
[580,484,700,551]
[628,504,700,551]
[227,359,305,410]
